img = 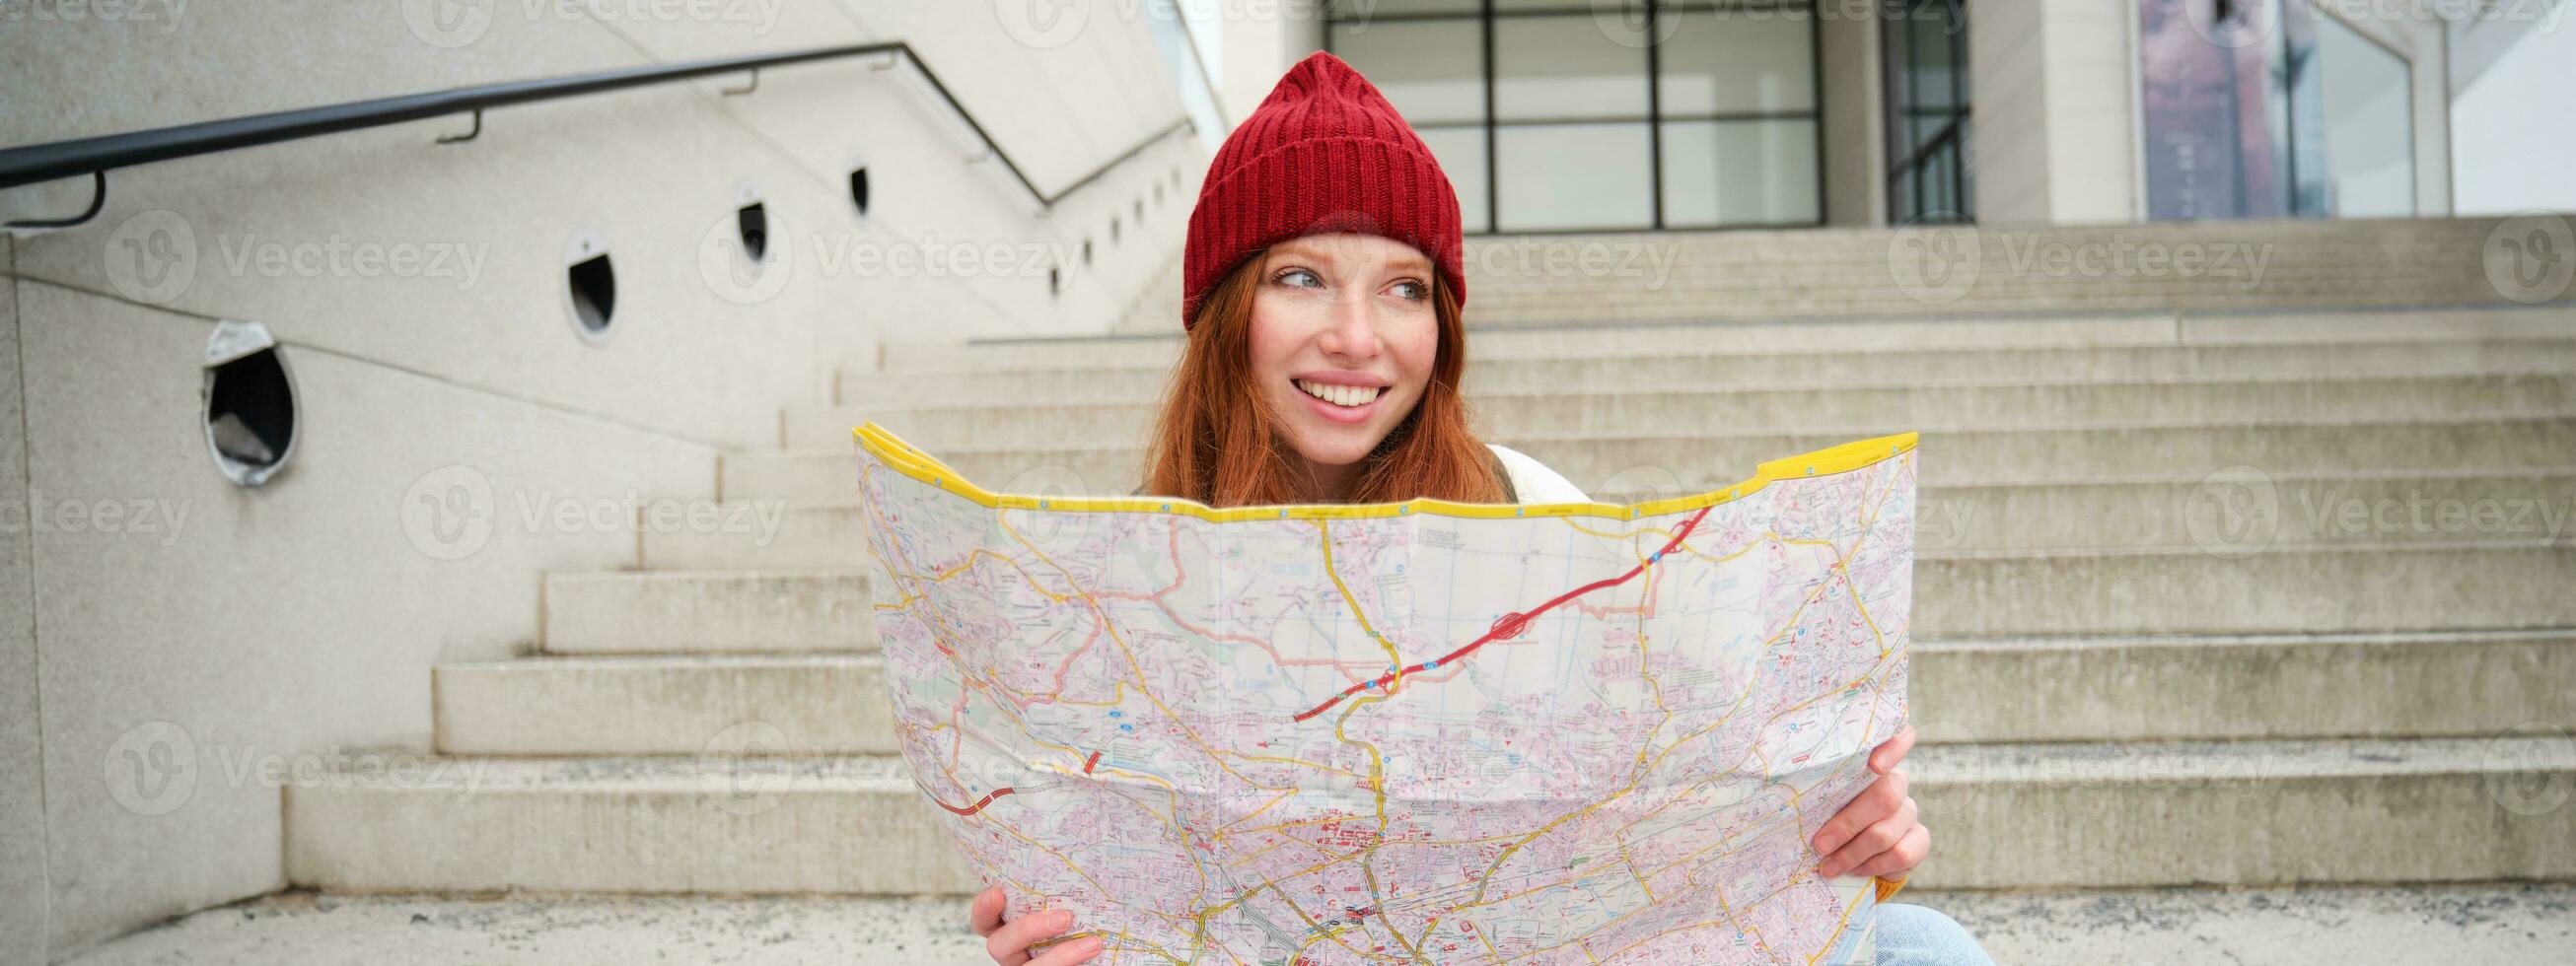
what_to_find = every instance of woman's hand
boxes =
[1810,724,1928,881]
[969,886,1104,965]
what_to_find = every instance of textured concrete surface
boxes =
[540,571,882,655]
[0,238,54,966]
[281,737,2573,894]
[1925,883,2576,964]
[57,884,2576,966]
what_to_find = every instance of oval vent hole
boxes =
[568,252,616,334]
[737,202,768,261]
[203,321,296,486]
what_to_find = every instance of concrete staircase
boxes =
[286,225,2576,903]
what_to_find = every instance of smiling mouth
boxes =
[1293,379,1385,408]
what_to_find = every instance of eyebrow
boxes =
[1270,242,1431,274]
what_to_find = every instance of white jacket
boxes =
[1486,443,1590,505]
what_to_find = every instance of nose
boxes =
[1318,289,1382,359]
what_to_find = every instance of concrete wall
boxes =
[1216,0,1326,131]
[1,236,54,966]
[2451,11,2576,214]
[0,2,1197,960]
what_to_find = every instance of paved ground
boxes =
[62,883,2576,965]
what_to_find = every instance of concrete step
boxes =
[790,374,2576,449]
[280,736,2575,894]
[1903,470,2576,554]
[1911,629,2576,743]
[541,570,879,655]
[805,417,2576,501]
[1461,278,2549,324]
[1916,542,2576,638]
[1906,736,2576,889]
[425,631,2575,758]
[284,754,979,895]
[840,337,2576,409]
[66,884,2576,965]
[434,655,894,756]
[871,306,2576,373]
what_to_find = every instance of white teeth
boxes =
[1297,379,1382,408]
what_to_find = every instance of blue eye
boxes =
[1272,267,1322,288]
[1390,280,1428,302]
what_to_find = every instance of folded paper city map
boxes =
[852,422,1917,964]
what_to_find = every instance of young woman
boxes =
[969,51,1990,966]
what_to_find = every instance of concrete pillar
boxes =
[1820,6,1889,226]
[1968,0,2139,225]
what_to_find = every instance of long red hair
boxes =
[1139,250,1509,508]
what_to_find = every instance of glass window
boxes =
[1660,118,1821,227]
[1417,127,1493,234]
[1494,15,1649,121]
[1327,21,1485,124]
[2315,15,2414,217]
[1656,10,1816,114]
[1496,123,1655,231]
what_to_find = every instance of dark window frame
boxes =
[1883,0,1972,224]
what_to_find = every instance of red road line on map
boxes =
[1084,751,1103,774]
[934,787,1017,816]
[1291,505,1713,723]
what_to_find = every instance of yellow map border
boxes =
[853,421,1918,523]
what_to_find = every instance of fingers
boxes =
[1845,824,1931,880]
[969,886,1006,937]
[1030,933,1107,965]
[1819,794,1920,878]
[985,907,1075,966]
[1870,724,1916,774]
[1811,766,1909,856]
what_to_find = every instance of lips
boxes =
[1291,378,1385,425]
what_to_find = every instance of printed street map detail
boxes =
[854,423,1916,965]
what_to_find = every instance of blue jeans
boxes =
[1877,902,1994,965]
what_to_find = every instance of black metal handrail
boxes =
[0,41,1193,224]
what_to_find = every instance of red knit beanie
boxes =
[1180,50,1466,331]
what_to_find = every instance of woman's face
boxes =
[1246,233,1440,494]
